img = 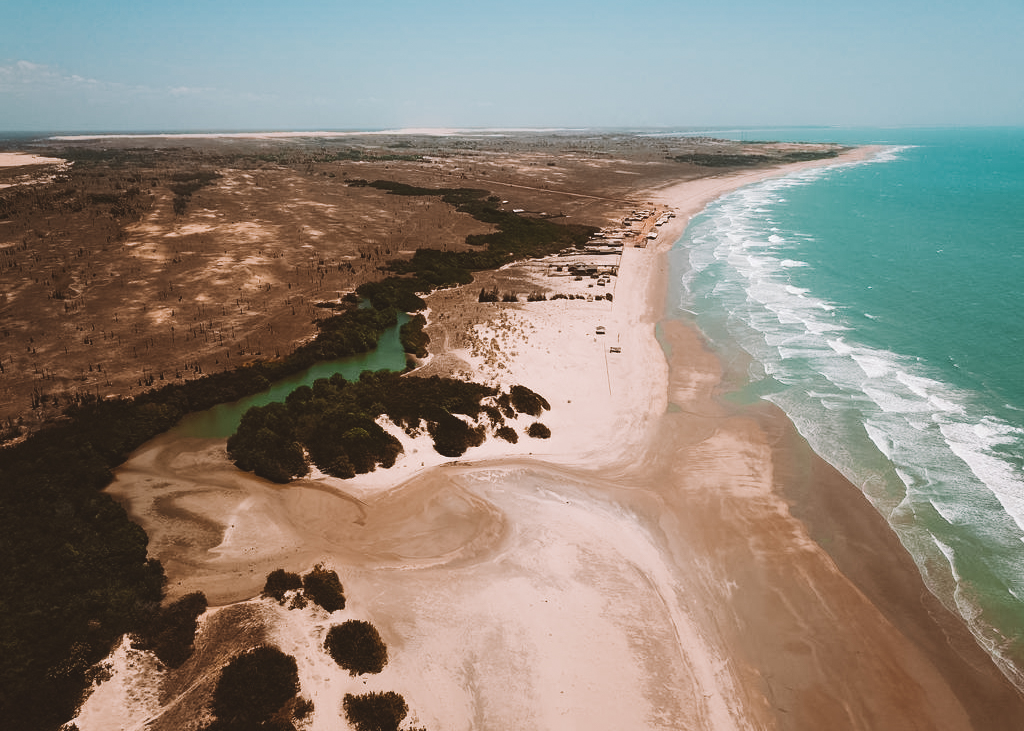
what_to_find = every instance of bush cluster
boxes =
[302,564,346,613]
[169,170,220,215]
[0,437,166,730]
[550,292,612,301]
[342,691,409,731]
[495,425,519,443]
[527,422,552,439]
[262,565,346,613]
[669,148,839,168]
[509,384,551,417]
[399,313,430,359]
[324,620,389,675]
[375,181,596,299]
[203,645,300,731]
[228,372,549,481]
[261,569,303,603]
[134,591,208,668]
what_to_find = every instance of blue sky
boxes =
[2,0,1022,131]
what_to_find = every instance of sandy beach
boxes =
[86,148,1024,730]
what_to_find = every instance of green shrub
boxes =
[209,645,299,728]
[137,591,207,668]
[292,697,314,720]
[302,564,346,613]
[226,403,308,483]
[324,620,388,675]
[428,412,485,457]
[342,691,408,731]
[527,422,551,439]
[495,425,518,443]
[509,385,550,417]
[399,314,430,358]
[262,569,302,604]
[495,392,515,418]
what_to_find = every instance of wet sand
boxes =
[98,149,1024,730]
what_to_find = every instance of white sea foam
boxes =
[863,386,935,414]
[932,536,962,580]
[930,395,964,414]
[896,371,945,399]
[826,338,853,355]
[850,352,894,380]
[941,420,1024,534]
[864,422,896,459]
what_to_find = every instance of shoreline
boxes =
[646,151,1024,727]
[96,146,1024,730]
[647,150,1024,727]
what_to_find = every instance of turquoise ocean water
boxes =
[667,127,1024,687]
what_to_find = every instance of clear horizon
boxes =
[2,0,1022,132]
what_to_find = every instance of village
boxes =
[455,204,678,377]
[504,205,678,303]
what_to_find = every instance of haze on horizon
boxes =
[2,0,1022,133]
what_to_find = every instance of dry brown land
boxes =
[0,133,837,435]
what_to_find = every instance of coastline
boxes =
[95,146,1024,730]
[647,150,1024,727]
[647,150,1024,728]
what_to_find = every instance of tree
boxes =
[227,403,308,483]
[302,564,346,613]
[324,620,388,675]
[209,645,299,728]
[262,569,302,604]
[510,384,550,417]
[527,422,551,439]
[495,425,518,443]
[342,691,408,731]
[137,591,207,668]
[399,314,430,358]
[428,412,485,457]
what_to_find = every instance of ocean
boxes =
[668,127,1024,688]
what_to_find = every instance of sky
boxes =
[1,0,1022,132]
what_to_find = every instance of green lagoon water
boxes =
[668,127,1024,688]
[173,316,408,438]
